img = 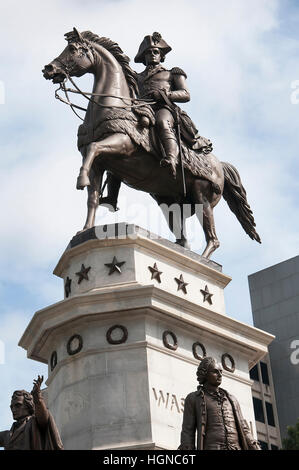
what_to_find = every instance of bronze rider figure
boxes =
[100,31,201,211]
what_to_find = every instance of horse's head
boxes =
[42,28,95,83]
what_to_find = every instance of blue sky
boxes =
[0,0,299,432]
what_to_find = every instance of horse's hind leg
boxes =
[192,179,220,259]
[201,204,220,259]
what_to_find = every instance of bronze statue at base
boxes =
[179,357,261,450]
[0,376,63,450]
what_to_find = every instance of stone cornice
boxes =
[19,284,274,365]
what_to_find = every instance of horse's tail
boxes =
[221,162,261,243]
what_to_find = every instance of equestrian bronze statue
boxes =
[43,28,261,259]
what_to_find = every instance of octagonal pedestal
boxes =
[19,224,274,449]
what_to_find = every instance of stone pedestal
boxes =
[19,223,274,450]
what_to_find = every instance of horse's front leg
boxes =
[80,168,103,232]
[77,134,135,190]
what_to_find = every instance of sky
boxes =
[0,0,299,431]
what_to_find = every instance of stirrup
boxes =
[160,157,171,167]
[160,158,177,178]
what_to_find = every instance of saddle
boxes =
[77,104,221,194]
[134,90,212,154]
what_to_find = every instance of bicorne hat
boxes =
[134,32,172,64]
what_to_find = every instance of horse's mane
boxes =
[82,31,138,98]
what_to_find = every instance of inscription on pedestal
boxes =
[152,387,185,414]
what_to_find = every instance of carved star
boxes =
[65,276,72,297]
[148,263,162,283]
[200,285,213,305]
[105,256,126,275]
[174,274,188,294]
[75,264,91,284]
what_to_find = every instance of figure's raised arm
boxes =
[31,375,49,428]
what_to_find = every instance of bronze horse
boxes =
[43,28,260,259]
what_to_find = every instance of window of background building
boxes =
[259,440,269,450]
[260,362,270,385]
[250,365,259,381]
[253,397,265,423]
[266,402,275,427]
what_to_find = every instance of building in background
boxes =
[250,355,281,449]
[248,255,299,441]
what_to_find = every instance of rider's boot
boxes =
[159,129,179,178]
[99,172,121,212]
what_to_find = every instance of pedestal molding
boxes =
[45,338,253,390]
[46,340,149,386]
[19,285,274,365]
[54,235,231,288]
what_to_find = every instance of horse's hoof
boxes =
[76,226,91,235]
[201,240,220,259]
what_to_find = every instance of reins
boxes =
[55,74,156,121]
